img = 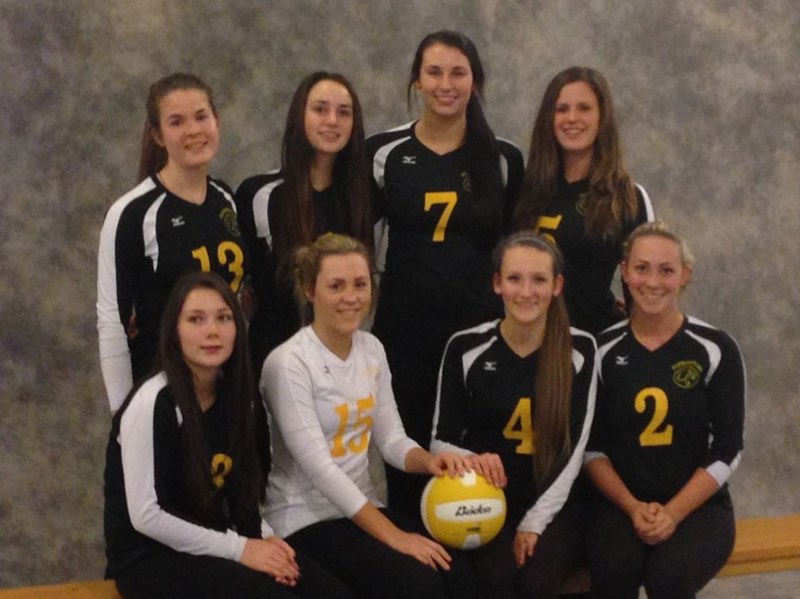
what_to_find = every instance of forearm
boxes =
[404,447,434,474]
[585,457,641,516]
[351,501,402,546]
[665,468,720,524]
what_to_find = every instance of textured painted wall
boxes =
[1,0,798,593]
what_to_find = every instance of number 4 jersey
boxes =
[97,175,247,411]
[587,316,746,504]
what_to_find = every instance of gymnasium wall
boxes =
[1,0,797,590]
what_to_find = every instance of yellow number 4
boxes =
[502,398,535,455]
[424,192,458,242]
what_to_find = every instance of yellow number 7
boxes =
[424,192,458,242]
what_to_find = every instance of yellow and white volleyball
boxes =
[420,471,506,550]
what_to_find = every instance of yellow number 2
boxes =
[634,387,674,447]
[502,398,535,455]
[424,191,458,242]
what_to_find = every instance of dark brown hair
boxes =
[408,31,503,210]
[274,72,372,272]
[153,271,261,526]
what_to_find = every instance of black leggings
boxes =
[468,500,590,599]
[287,509,476,599]
[587,499,735,599]
[114,546,352,599]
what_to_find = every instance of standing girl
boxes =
[98,73,248,412]
[368,31,524,516]
[235,71,372,371]
[585,221,745,599]
[104,271,351,599]
[261,233,475,599]
[431,232,597,598]
[514,66,655,335]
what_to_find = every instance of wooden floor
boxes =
[1,514,798,598]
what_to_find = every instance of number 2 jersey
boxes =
[431,320,598,534]
[97,175,247,411]
[586,317,746,505]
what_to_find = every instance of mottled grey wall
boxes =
[1,0,798,592]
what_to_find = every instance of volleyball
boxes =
[420,471,506,550]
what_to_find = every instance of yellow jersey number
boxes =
[331,396,375,458]
[634,387,674,447]
[424,192,458,242]
[502,397,535,455]
[191,241,245,292]
[534,215,563,245]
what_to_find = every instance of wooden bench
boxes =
[2,515,798,598]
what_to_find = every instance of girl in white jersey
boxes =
[261,233,476,599]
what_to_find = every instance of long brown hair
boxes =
[137,73,217,183]
[514,67,638,242]
[492,231,573,486]
[275,72,372,271]
[153,271,261,527]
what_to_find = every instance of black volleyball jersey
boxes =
[534,177,655,335]
[104,373,267,578]
[368,122,524,334]
[234,171,351,368]
[587,317,746,504]
[97,176,247,410]
[431,320,597,533]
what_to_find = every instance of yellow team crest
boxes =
[672,360,702,389]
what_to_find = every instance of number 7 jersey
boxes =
[588,316,746,504]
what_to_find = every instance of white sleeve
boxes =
[517,342,598,534]
[262,349,371,518]
[120,383,247,560]
[97,203,133,412]
[370,343,420,470]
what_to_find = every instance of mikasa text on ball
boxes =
[421,471,506,550]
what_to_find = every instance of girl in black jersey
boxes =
[431,232,597,599]
[104,271,350,599]
[367,30,524,518]
[514,67,654,335]
[98,73,249,412]
[585,222,745,599]
[235,72,372,371]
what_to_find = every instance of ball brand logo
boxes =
[455,503,493,517]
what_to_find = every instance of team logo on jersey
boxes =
[461,171,472,193]
[576,191,590,216]
[402,155,417,165]
[615,355,629,366]
[483,361,497,371]
[672,360,703,389]
[219,207,241,236]
[210,453,233,489]
[171,215,186,227]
